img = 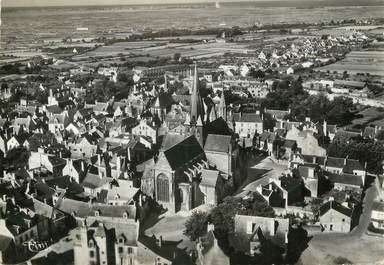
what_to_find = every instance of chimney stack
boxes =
[157,236,163,248]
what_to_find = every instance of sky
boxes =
[3,0,301,7]
[2,0,379,7]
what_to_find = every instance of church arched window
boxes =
[157,174,169,202]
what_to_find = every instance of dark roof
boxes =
[152,93,175,109]
[297,166,317,179]
[326,157,345,168]
[259,131,277,142]
[138,235,186,263]
[48,156,66,167]
[6,211,37,235]
[343,159,365,174]
[45,175,84,195]
[283,139,296,149]
[302,155,326,165]
[280,176,302,192]
[164,135,205,170]
[57,198,136,219]
[319,200,352,217]
[328,173,363,187]
[204,134,232,153]
[206,117,232,136]
[46,105,62,114]
[160,133,187,151]
[233,113,262,123]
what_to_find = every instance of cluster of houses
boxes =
[0,58,382,265]
[219,31,369,79]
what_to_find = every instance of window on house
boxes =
[128,247,132,254]
[89,250,95,258]
[118,247,123,253]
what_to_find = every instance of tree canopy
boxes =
[327,139,384,174]
[184,211,208,241]
[262,78,356,126]
[210,194,275,237]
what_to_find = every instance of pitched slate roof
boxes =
[259,131,277,142]
[205,117,232,136]
[302,155,326,165]
[48,114,67,124]
[45,175,84,195]
[233,113,262,123]
[204,134,231,153]
[328,173,363,187]
[57,198,136,219]
[164,135,205,170]
[82,172,111,190]
[283,139,296,149]
[319,200,352,217]
[265,109,290,120]
[343,159,365,173]
[138,235,181,263]
[326,157,345,168]
[160,132,186,151]
[46,105,63,114]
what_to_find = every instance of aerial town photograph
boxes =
[0,0,383,264]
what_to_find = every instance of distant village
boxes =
[0,16,383,265]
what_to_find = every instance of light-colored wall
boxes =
[235,122,263,138]
[206,152,231,175]
[320,209,351,233]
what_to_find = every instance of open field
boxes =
[318,50,384,76]
[352,107,384,126]
[71,40,252,64]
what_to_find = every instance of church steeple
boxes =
[218,90,227,120]
[190,62,204,123]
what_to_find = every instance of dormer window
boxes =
[95,210,100,217]
[118,236,125,244]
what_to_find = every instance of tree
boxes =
[184,211,208,241]
[250,69,265,79]
[210,194,274,237]
[173,52,181,62]
[4,147,30,171]
[263,113,276,131]
[326,97,355,126]
[327,140,384,174]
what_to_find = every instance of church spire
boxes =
[190,62,204,123]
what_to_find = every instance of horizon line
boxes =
[4,0,384,8]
